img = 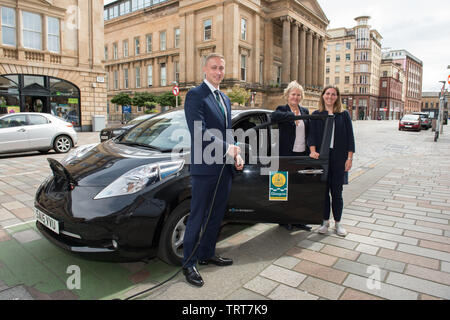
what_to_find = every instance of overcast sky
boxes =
[103,0,449,92]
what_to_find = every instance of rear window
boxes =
[402,115,419,121]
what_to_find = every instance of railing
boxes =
[2,48,18,59]
[24,50,45,62]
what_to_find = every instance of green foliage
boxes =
[227,86,251,106]
[132,92,157,107]
[156,91,183,108]
[144,101,159,113]
[110,93,132,106]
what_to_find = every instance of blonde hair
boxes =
[319,85,343,113]
[283,81,304,101]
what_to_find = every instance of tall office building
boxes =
[326,16,382,120]
[382,49,423,114]
[104,0,329,117]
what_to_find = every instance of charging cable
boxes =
[122,162,227,300]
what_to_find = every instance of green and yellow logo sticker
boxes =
[269,171,288,201]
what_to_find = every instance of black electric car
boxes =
[35,109,333,265]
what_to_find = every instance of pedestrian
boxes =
[183,53,244,287]
[271,80,311,232]
[308,85,355,237]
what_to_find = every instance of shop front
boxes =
[0,74,81,128]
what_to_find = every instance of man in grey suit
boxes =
[183,53,244,287]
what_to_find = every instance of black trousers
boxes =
[323,180,344,222]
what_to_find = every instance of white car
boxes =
[0,112,78,154]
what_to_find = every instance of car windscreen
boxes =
[402,115,419,121]
[118,111,190,152]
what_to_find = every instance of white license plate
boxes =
[405,125,412,128]
[35,207,60,234]
[101,135,109,139]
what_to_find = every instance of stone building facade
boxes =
[0,0,106,131]
[382,49,423,114]
[326,16,382,120]
[104,0,329,117]
[378,59,405,120]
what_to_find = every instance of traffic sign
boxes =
[172,85,180,96]
[448,75,450,86]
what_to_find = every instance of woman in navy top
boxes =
[308,86,355,236]
[271,81,311,232]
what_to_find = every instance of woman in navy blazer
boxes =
[308,86,355,237]
[271,81,310,157]
[271,81,311,231]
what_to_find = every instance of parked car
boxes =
[35,109,333,264]
[399,114,421,131]
[0,112,78,154]
[99,114,158,142]
[412,112,432,129]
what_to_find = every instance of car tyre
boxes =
[53,135,73,153]
[157,200,190,266]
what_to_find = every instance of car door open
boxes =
[227,113,333,225]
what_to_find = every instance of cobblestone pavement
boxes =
[0,121,449,300]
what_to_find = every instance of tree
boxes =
[110,93,132,108]
[156,91,183,108]
[132,92,157,108]
[227,86,251,106]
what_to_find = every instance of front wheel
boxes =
[53,135,73,153]
[157,200,190,266]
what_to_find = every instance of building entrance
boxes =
[24,96,49,113]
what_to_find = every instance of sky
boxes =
[104,0,449,92]
[317,0,450,92]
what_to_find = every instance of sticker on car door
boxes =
[269,171,288,201]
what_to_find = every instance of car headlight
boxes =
[93,159,185,199]
[61,143,98,165]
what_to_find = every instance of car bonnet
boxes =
[62,140,176,187]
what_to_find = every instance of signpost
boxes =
[172,85,179,108]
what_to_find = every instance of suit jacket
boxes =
[307,110,355,185]
[271,104,310,156]
[184,82,234,175]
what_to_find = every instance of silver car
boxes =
[0,112,78,154]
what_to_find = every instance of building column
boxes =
[318,36,325,89]
[264,18,274,86]
[298,25,306,86]
[290,21,299,82]
[281,16,291,86]
[312,33,319,88]
[305,28,313,87]
[185,12,195,85]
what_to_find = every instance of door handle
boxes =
[17,128,26,132]
[298,169,323,175]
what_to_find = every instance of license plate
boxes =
[35,207,60,234]
[101,135,109,140]
[405,125,411,128]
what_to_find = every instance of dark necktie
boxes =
[214,90,226,119]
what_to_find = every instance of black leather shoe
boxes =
[183,266,204,287]
[198,255,233,266]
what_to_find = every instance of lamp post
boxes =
[439,80,446,135]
